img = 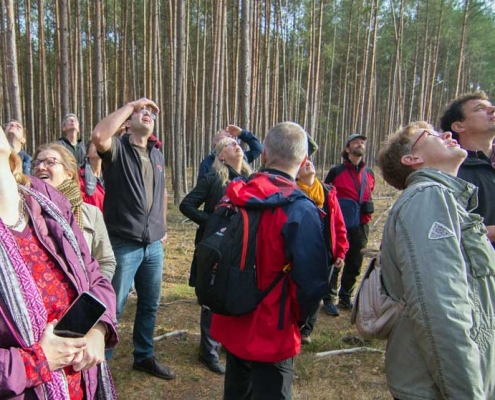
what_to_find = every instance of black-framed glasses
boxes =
[32,157,61,169]
[410,130,442,152]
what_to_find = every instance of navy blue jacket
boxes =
[197,129,262,182]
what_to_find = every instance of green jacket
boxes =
[381,168,495,400]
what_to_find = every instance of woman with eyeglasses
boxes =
[180,137,252,375]
[0,127,117,399]
[377,121,495,399]
[32,143,116,283]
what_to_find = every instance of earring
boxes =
[221,159,225,164]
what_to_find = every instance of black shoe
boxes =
[198,356,226,374]
[133,356,176,380]
[323,301,340,316]
[338,299,354,310]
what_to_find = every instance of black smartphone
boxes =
[54,291,107,338]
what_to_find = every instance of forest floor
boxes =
[108,172,399,400]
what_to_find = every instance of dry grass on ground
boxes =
[109,174,399,400]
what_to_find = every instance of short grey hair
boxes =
[263,122,308,169]
[62,113,79,128]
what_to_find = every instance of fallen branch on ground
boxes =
[154,330,187,341]
[315,347,384,358]
[160,298,197,306]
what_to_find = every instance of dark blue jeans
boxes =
[108,236,164,362]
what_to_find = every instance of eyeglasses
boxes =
[410,130,442,152]
[139,108,157,120]
[223,141,238,149]
[32,157,61,169]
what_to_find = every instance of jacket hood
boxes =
[406,168,478,211]
[225,171,307,209]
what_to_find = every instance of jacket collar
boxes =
[406,168,478,211]
[58,136,82,147]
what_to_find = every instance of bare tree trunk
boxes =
[173,0,185,204]
[455,0,469,97]
[4,0,22,120]
[93,0,103,125]
[0,4,12,119]
[363,0,379,139]
[240,0,251,128]
[58,0,69,117]
[37,0,49,143]
[75,0,85,133]
[24,0,35,150]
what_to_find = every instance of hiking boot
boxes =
[133,356,176,380]
[198,356,226,374]
[338,298,354,310]
[323,301,340,316]
[301,334,312,345]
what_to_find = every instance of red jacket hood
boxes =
[225,172,306,209]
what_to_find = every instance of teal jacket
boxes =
[381,168,495,400]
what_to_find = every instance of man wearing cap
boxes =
[323,133,375,316]
[57,113,86,166]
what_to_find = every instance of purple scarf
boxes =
[0,185,115,399]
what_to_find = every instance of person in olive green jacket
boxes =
[377,121,495,400]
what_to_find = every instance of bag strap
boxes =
[278,275,290,330]
[359,170,367,204]
[347,167,367,204]
[257,263,292,330]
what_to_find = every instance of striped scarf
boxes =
[56,179,84,230]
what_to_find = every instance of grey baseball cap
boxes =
[345,133,367,147]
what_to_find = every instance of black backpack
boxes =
[195,202,289,316]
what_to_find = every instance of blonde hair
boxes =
[377,121,432,190]
[10,150,30,186]
[212,138,252,185]
[33,143,79,185]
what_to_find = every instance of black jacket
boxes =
[100,134,166,243]
[458,150,495,231]
[180,164,244,286]
[57,136,87,167]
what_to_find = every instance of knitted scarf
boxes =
[297,178,325,209]
[0,185,116,400]
[56,179,84,230]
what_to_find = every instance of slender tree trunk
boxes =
[455,0,469,97]
[4,0,22,120]
[173,0,185,204]
[24,0,35,150]
[93,0,102,124]
[240,0,251,128]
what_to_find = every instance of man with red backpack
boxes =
[211,122,328,400]
[324,133,375,316]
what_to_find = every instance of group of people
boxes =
[2,89,495,399]
[0,98,174,399]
